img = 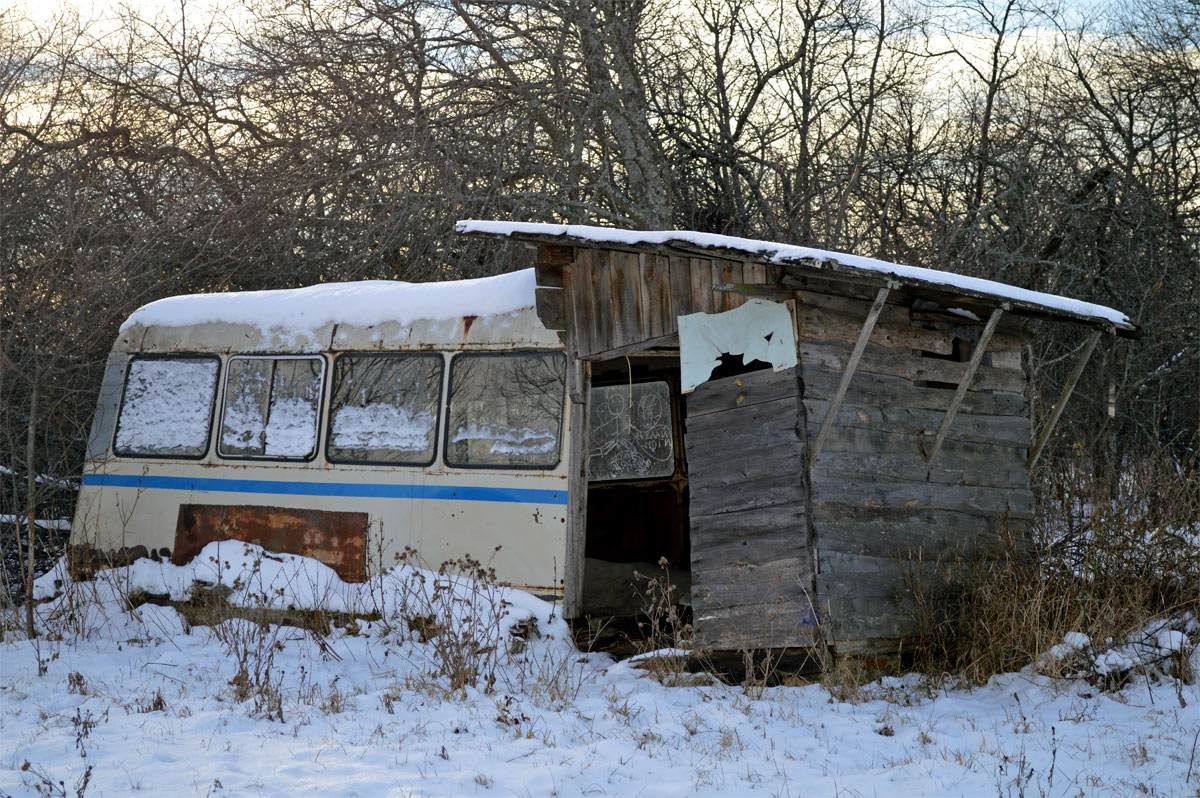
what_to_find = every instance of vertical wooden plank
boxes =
[725,261,746,311]
[641,253,671,339]
[712,259,729,312]
[926,309,1004,468]
[569,248,597,358]
[731,261,745,307]
[690,257,712,314]
[609,250,641,351]
[606,249,624,350]
[668,255,692,323]
[623,250,648,342]
[792,292,807,350]
[742,260,766,286]
[711,259,728,311]
[561,253,579,359]
[563,360,591,618]
[590,250,614,356]
[704,259,719,312]
[635,252,654,338]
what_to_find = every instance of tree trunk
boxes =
[23,373,39,639]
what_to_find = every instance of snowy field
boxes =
[2,544,1196,798]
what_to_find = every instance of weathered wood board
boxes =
[801,290,1031,652]
[558,249,780,359]
[685,368,817,649]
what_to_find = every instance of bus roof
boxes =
[121,269,537,333]
[114,269,559,354]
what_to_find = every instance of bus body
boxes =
[71,271,571,597]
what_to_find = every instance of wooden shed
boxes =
[460,221,1138,655]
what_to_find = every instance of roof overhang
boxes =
[457,220,1140,338]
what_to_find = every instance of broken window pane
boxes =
[589,382,675,481]
[328,354,443,464]
[114,356,219,457]
[446,353,566,468]
[219,356,324,459]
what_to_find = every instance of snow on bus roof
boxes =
[457,220,1134,330]
[119,269,537,332]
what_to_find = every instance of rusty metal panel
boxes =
[173,504,368,581]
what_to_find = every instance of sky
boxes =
[13,0,1122,30]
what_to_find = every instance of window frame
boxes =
[111,353,222,461]
[587,379,678,484]
[325,352,445,467]
[216,353,327,463]
[443,350,567,471]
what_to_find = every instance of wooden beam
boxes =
[1027,330,1102,469]
[809,286,891,464]
[712,282,797,301]
[563,360,591,618]
[925,308,1004,469]
[580,332,679,361]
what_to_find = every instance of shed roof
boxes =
[457,220,1138,336]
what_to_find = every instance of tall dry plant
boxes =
[909,448,1199,684]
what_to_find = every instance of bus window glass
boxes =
[588,382,674,481]
[328,354,442,464]
[219,356,324,459]
[446,353,565,468]
[114,356,219,457]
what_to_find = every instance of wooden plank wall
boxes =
[546,247,779,359]
[685,367,819,649]
[798,290,1033,652]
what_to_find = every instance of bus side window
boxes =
[113,355,220,459]
[219,356,324,460]
[327,354,443,465]
[445,352,566,469]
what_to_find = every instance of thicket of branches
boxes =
[2,0,1197,538]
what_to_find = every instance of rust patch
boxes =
[462,314,478,335]
[173,504,368,581]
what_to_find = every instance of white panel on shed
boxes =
[678,299,796,393]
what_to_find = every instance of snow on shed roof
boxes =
[457,220,1136,334]
[119,269,538,333]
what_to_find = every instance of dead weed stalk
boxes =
[908,451,1199,687]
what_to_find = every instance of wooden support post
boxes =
[809,286,891,464]
[563,360,591,618]
[1027,330,1102,469]
[925,308,1005,469]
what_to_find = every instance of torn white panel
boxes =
[678,299,797,393]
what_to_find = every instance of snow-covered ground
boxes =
[2,545,1196,797]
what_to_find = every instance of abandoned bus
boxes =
[70,270,574,597]
[78,220,1136,655]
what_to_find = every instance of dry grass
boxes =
[392,549,515,696]
[910,451,1199,685]
[631,558,701,686]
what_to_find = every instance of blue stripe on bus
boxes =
[80,473,567,505]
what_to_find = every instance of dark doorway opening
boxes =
[580,354,690,618]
